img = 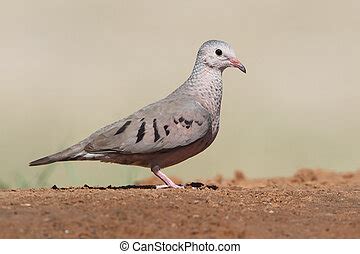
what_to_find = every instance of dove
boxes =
[29,40,246,188]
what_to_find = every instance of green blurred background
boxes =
[1,0,359,188]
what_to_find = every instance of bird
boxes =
[29,40,246,188]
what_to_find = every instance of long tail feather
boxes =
[29,143,85,166]
[29,156,58,166]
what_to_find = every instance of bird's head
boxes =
[197,40,246,73]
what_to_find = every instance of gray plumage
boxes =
[30,40,246,188]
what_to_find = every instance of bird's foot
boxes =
[151,166,184,189]
[156,184,184,189]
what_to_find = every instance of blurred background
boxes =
[1,0,359,188]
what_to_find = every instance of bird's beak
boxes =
[229,58,246,73]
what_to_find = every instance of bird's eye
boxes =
[215,49,222,56]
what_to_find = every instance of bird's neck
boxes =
[168,62,223,136]
[172,62,224,116]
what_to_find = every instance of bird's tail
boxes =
[29,143,85,166]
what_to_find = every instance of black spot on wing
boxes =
[164,125,170,136]
[140,117,145,121]
[174,118,179,124]
[179,117,193,129]
[185,119,193,126]
[185,119,193,129]
[114,121,131,135]
[195,120,203,126]
[153,119,160,142]
[136,122,146,143]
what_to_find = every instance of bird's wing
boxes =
[84,97,212,154]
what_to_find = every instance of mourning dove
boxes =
[30,40,246,188]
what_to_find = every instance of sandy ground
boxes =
[0,169,359,238]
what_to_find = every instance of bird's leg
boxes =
[151,165,183,189]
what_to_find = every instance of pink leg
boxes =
[151,166,183,189]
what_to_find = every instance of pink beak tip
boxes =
[230,58,246,73]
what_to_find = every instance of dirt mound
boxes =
[138,168,360,187]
